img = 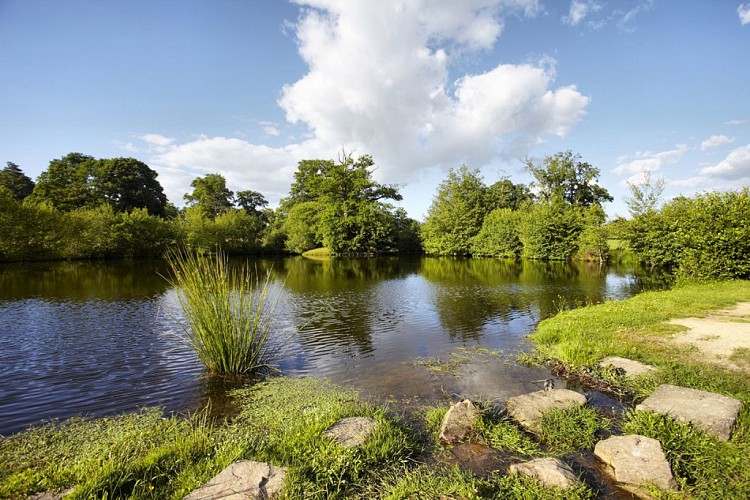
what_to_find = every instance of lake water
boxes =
[0,256,663,435]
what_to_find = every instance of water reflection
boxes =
[0,256,665,435]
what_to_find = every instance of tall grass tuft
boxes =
[164,248,280,375]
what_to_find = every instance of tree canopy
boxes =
[184,173,234,219]
[0,162,35,201]
[280,153,407,254]
[525,150,612,207]
[93,158,168,216]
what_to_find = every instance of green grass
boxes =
[164,248,281,375]
[301,247,332,258]
[537,406,610,454]
[526,279,750,497]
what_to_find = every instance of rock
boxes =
[636,384,742,441]
[599,356,657,377]
[323,416,379,448]
[509,457,580,489]
[439,399,480,444]
[184,460,287,500]
[506,389,587,434]
[594,435,676,495]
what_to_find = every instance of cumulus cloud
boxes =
[563,1,601,26]
[700,134,735,151]
[144,0,588,206]
[739,3,750,25]
[614,144,689,178]
[701,144,750,179]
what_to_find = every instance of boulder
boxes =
[509,457,580,489]
[506,389,587,434]
[323,416,379,448]
[184,460,287,500]
[594,435,676,495]
[599,356,657,378]
[439,399,480,444]
[636,384,741,441]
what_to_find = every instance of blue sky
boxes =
[2,0,749,219]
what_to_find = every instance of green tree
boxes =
[421,165,488,255]
[0,162,35,201]
[184,173,234,219]
[29,153,99,211]
[280,153,402,254]
[525,151,612,207]
[471,208,522,258]
[577,205,609,262]
[625,170,665,216]
[93,158,168,216]
[235,189,268,216]
[282,201,322,254]
[518,200,584,260]
[486,178,532,211]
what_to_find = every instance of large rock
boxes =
[506,389,587,434]
[439,399,480,444]
[594,435,676,495]
[185,460,287,500]
[509,457,580,489]
[636,384,742,441]
[323,416,378,448]
[599,356,657,378]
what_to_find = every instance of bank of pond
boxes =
[1,280,749,498]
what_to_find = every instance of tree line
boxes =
[3,150,750,281]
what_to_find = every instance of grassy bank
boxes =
[527,279,750,497]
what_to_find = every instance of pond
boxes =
[0,256,666,435]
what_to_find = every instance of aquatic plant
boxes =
[164,248,280,375]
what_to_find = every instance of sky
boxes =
[1,0,749,220]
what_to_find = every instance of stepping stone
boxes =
[324,416,378,448]
[509,457,580,489]
[594,435,676,495]
[506,389,587,434]
[439,399,480,444]
[636,384,742,441]
[185,460,287,500]
[599,356,657,377]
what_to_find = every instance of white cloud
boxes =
[700,134,735,151]
[701,144,750,179]
[616,0,654,33]
[142,0,589,207]
[739,3,750,25]
[140,134,175,147]
[563,1,601,26]
[725,118,749,126]
[614,144,689,176]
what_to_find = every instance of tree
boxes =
[625,170,665,216]
[471,208,522,258]
[236,189,268,216]
[29,153,99,211]
[525,151,612,207]
[486,178,532,211]
[421,165,488,255]
[518,201,584,260]
[0,162,35,201]
[93,158,168,216]
[280,153,403,254]
[184,173,234,219]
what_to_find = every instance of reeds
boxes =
[164,248,280,375]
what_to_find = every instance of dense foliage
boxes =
[626,189,750,280]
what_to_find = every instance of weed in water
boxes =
[164,248,282,375]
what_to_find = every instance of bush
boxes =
[518,201,583,260]
[471,208,522,258]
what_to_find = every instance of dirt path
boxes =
[669,302,750,371]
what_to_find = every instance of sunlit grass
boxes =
[164,248,282,375]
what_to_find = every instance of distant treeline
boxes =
[2,151,750,281]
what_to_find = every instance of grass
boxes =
[302,247,332,259]
[526,279,750,497]
[164,248,281,375]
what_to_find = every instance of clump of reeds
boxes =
[164,248,280,375]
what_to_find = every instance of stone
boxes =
[323,416,379,448]
[439,399,480,444]
[184,460,287,500]
[594,435,676,495]
[505,389,587,434]
[599,356,657,378]
[636,384,742,441]
[509,457,580,489]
